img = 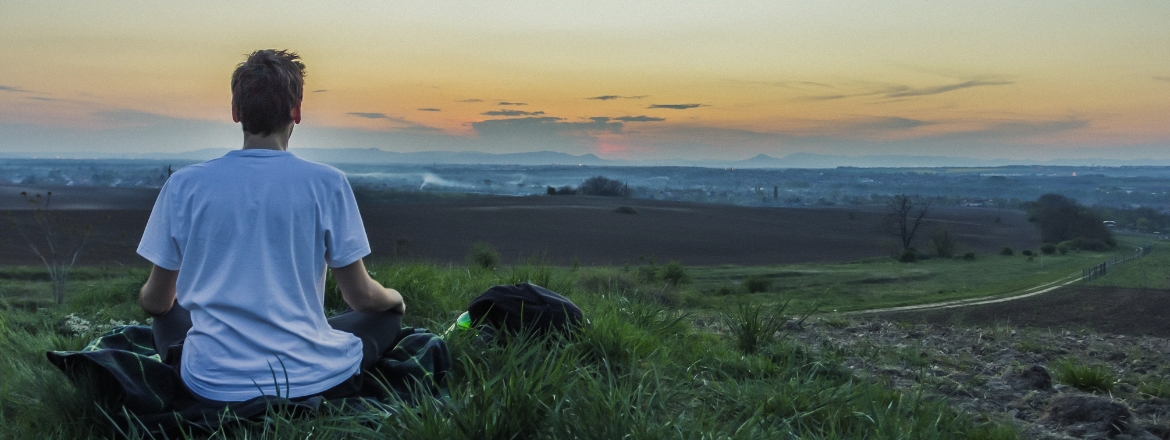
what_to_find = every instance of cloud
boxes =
[497,101,527,106]
[954,117,1088,139]
[417,108,442,112]
[346,112,442,132]
[586,95,648,101]
[1154,76,1170,83]
[844,116,930,131]
[348,112,391,119]
[468,117,625,155]
[482,109,545,116]
[27,96,57,101]
[312,89,328,93]
[884,79,1013,98]
[456,99,483,103]
[0,85,27,93]
[806,79,1013,101]
[613,115,665,122]
[648,103,707,110]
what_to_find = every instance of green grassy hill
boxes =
[0,260,1027,439]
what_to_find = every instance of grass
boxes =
[1050,358,1116,393]
[1087,236,1170,290]
[681,244,1131,313]
[0,261,1020,439]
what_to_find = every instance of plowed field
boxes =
[1,185,1039,267]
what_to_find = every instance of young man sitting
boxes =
[137,49,405,403]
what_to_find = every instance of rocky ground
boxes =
[783,317,1170,439]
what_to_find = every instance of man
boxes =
[137,49,404,403]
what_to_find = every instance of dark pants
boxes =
[151,303,402,401]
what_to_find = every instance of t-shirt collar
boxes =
[227,149,291,158]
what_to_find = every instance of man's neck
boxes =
[241,124,294,151]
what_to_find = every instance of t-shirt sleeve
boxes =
[324,174,371,268]
[137,181,183,270]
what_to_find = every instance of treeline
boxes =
[1097,206,1170,233]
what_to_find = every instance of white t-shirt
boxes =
[137,149,369,402]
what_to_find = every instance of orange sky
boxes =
[2,1,1169,161]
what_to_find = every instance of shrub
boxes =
[898,249,918,263]
[1052,358,1115,392]
[547,185,577,195]
[743,274,772,293]
[714,284,739,296]
[636,260,658,283]
[927,228,957,258]
[1000,247,1014,256]
[721,303,788,354]
[661,261,690,285]
[613,206,637,215]
[467,241,501,270]
[1021,249,1033,256]
[1040,243,1057,255]
[963,252,976,261]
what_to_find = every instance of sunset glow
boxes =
[2,1,1168,161]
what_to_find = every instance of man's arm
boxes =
[140,265,179,316]
[332,259,405,314]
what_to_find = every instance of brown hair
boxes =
[230,49,305,136]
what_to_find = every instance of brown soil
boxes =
[872,286,1170,338]
[0,186,1040,267]
[360,195,1036,266]
[777,315,1170,440]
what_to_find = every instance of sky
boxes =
[1,1,1169,162]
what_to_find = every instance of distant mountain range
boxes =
[3,148,1169,168]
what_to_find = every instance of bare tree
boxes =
[10,191,96,304]
[887,194,930,251]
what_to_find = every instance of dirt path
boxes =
[849,244,1149,316]
[845,272,1085,315]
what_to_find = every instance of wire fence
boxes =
[1081,242,1153,282]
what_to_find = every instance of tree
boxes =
[578,176,628,197]
[9,192,97,304]
[886,194,930,251]
[1025,193,1114,246]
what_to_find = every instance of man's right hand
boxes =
[332,259,405,314]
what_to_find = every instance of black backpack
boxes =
[466,283,584,339]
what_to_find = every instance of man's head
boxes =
[231,49,305,136]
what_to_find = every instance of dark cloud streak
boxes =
[0,85,27,93]
[806,79,1013,101]
[648,103,706,110]
[884,80,1012,98]
[456,99,483,103]
[586,95,647,100]
[614,115,665,122]
[497,101,527,106]
[348,112,390,119]
[418,108,441,112]
[482,109,545,116]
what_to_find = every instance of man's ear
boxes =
[231,101,240,123]
[291,102,302,124]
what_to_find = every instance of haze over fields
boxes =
[2,2,1169,164]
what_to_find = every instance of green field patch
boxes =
[0,261,1021,439]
